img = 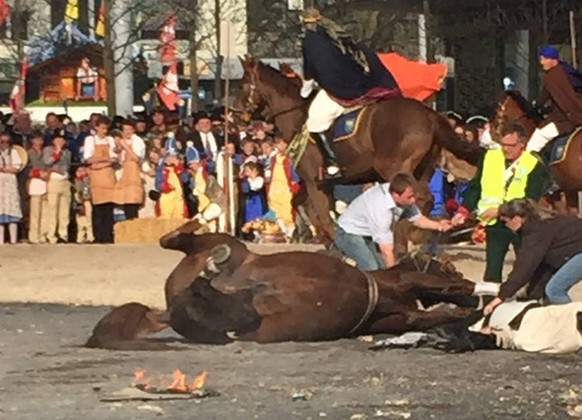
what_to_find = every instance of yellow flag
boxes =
[95,5,106,37]
[65,0,79,22]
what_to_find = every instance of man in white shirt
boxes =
[335,172,455,270]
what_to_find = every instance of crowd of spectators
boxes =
[0,107,313,245]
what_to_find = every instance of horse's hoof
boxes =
[210,244,232,265]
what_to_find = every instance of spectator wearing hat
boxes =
[43,129,72,244]
[84,116,118,244]
[112,120,146,220]
[155,135,187,219]
[27,132,49,244]
[445,111,464,129]
[191,111,223,161]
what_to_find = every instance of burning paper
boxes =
[98,369,216,402]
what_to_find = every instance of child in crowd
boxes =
[155,135,186,219]
[239,139,258,169]
[268,136,300,237]
[258,138,277,183]
[139,148,161,218]
[73,164,94,243]
[27,132,48,244]
[185,143,225,231]
[241,161,268,225]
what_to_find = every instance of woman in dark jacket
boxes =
[484,198,582,314]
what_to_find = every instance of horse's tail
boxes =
[432,113,482,165]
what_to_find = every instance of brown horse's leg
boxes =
[365,306,472,335]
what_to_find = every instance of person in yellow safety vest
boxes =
[453,120,550,283]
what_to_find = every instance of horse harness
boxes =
[349,270,380,335]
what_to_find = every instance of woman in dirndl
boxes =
[0,132,24,244]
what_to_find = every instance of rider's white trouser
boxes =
[526,122,560,152]
[306,90,346,133]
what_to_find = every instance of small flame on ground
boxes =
[191,371,208,390]
[132,368,208,393]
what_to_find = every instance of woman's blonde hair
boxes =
[498,198,557,221]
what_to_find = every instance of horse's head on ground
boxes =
[394,253,466,281]
[494,90,540,140]
[159,219,248,257]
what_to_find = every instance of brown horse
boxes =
[494,90,582,214]
[85,220,486,347]
[234,58,480,243]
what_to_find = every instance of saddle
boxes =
[543,126,582,165]
[330,87,401,143]
[332,107,370,143]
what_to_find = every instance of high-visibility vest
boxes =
[477,149,539,225]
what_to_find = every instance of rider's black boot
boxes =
[311,132,342,180]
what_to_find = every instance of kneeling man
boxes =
[335,172,455,270]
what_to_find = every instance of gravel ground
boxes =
[0,243,581,419]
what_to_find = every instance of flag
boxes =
[159,15,177,64]
[10,58,28,112]
[377,52,448,102]
[156,61,179,111]
[95,4,106,37]
[65,0,79,22]
[0,0,10,27]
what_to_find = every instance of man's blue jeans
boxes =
[334,227,386,271]
[545,252,582,304]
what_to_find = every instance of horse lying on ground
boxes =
[86,220,488,348]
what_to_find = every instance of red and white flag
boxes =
[156,61,179,111]
[10,58,28,112]
[159,15,177,64]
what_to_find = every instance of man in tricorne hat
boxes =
[191,111,224,161]
[300,7,401,179]
[527,45,582,153]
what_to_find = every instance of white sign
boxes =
[288,0,304,11]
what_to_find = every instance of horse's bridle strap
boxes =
[349,271,379,335]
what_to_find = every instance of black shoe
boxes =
[56,238,68,244]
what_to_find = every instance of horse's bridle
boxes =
[234,65,307,123]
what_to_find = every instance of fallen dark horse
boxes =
[86,220,483,348]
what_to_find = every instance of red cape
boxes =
[378,52,447,101]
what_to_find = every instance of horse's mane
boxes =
[504,90,533,113]
[257,62,302,100]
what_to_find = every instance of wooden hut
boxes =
[27,44,107,103]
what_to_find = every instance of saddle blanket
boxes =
[549,127,582,164]
[333,107,368,143]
